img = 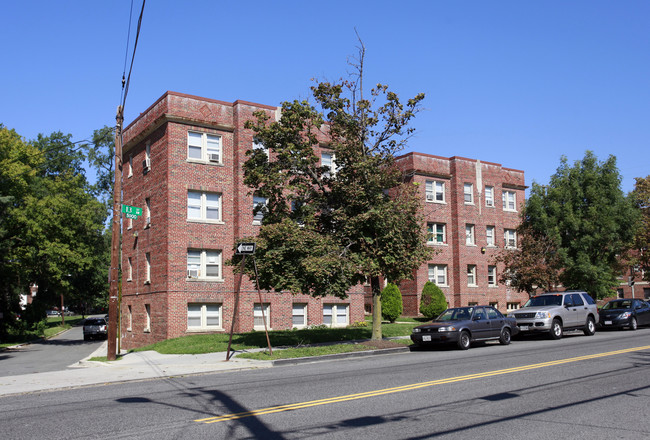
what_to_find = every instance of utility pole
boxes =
[107,106,124,361]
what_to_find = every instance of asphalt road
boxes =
[2,328,650,439]
[0,318,105,376]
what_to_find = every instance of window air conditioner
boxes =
[209,153,220,162]
[143,157,151,171]
[426,193,434,202]
[187,269,199,278]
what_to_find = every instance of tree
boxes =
[419,281,447,319]
[240,41,433,339]
[630,175,650,281]
[493,211,563,295]
[512,151,638,299]
[381,283,403,323]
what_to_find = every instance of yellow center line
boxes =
[195,344,650,424]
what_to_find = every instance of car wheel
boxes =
[549,319,563,340]
[629,317,638,331]
[457,331,471,350]
[583,317,596,336]
[499,328,511,345]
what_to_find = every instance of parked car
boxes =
[598,298,650,330]
[508,291,598,339]
[46,310,60,317]
[83,317,108,341]
[411,306,519,350]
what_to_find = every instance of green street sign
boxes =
[122,204,143,219]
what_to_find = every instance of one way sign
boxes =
[236,242,256,255]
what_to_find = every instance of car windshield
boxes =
[602,300,632,310]
[85,319,105,325]
[436,307,474,321]
[524,295,563,307]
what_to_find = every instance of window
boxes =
[485,186,494,207]
[252,138,268,158]
[144,304,151,332]
[468,302,478,307]
[187,190,221,222]
[253,195,267,225]
[507,303,520,311]
[322,151,336,177]
[254,303,270,329]
[144,197,151,227]
[488,266,497,286]
[143,141,151,173]
[187,303,222,330]
[128,154,133,178]
[502,190,517,211]
[489,302,499,310]
[486,226,495,246]
[504,229,517,248]
[467,265,477,286]
[145,252,151,284]
[425,180,445,203]
[466,224,475,246]
[127,305,132,331]
[323,304,349,327]
[464,183,473,204]
[428,264,448,286]
[292,303,307,328]
[127,257,133,281]
[187,249,222,280]
[188,131,222,163]
[428,223,446,245]
[127,216,133,230]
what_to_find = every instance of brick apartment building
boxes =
[119,91,529,349]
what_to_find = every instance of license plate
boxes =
[423,335,431,342]
[519,325,529,331]
[605,320,612,325]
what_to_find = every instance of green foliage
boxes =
[238,42,433,339]
[630,176,650,281]
[348,320,368,328]
[518,151,638,298]
[420,281,447,319]
[381,283,403,323]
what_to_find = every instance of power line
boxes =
[121,0,146,112]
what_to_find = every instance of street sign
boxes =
[236,242,256,255]
[122,204,143,219]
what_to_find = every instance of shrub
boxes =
[381,283,403,323]
[420,281,447,319]
[348,320,368,328]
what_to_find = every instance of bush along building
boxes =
[120,91,529,349]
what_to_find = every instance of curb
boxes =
[272,346,411,366]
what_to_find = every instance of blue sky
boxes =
[1,1,647,194]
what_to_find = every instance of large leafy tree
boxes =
[241,44,433,339]
[502,151,638,299]
[630,175,650,281]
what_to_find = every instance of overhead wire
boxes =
[121,0,146,112]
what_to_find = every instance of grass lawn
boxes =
[132,321,419,355]
[0,316,84,349]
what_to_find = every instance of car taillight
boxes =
[101,325,106,331]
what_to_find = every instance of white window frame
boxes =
[466,224,475,246]
[322,151,337,177]
[464,183,474,204]
[187,131,223,163]
[488,265,497,287]
[485,185,494,207]
[507,302,520,311]
[486,225,496,247]
[253,194,267,225]
[187,249,222,280]
[425,180,445,203]
[323,304,349,327]
[145,252,151,284]
[254,303,271,330]
[467,265,477,287]
[427,223,446,245]
[128,154,133,178]
[428,264,448,286]
[127,257,133,282]
[292,303,308,328]
[187,303,222,330]
[502,190,517,211]
[187,190,222,223]
[143,141,151,172]
[504,229,517,248]
[144,197,151,227]
[127,305,132,331]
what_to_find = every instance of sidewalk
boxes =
[0,342,273,397]
[0,340,410,397]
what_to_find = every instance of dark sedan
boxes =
[411,306,519,350]
[598,298,650,330]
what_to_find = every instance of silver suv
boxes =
[509,291,598,339]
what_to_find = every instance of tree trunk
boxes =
[371,276,382,340]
